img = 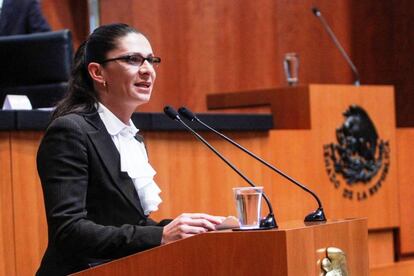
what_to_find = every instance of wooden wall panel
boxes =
[41,0,89,48]
[368,231,395,267]
[99,0,134,25]
[350,0,414,127]
[391,1,414,127]
[40,0,414,125]
[275,1,355,85]
[145,131,272,220]
[0,133,15,276]
[396,129,414,255]
[99,0,414,127]
[10,132,46,276]
[371,260,414,276]
[99,0,355,114]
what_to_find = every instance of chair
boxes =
[0,30,73,108]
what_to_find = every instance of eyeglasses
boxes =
[100,54,161,67]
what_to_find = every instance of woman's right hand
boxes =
[161,213,225,244]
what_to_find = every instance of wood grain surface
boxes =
[74,219,368,276]
[396,129,414,256]
[41,0,414,126]
[10,132,46,276]
[0,132,15,276]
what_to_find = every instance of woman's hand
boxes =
[161,213,225,244]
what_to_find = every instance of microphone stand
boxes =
[178,107,326,222]
[312,6,361,86]
[164,106,277,229]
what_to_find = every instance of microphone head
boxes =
[178,107,197,121]
[311,6,321,16]
[163,105,180,120]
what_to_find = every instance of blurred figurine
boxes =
[0,0,51,36]
[321,247,348,276]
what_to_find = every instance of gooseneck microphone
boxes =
[164,106,277,229]
[178,107,326,222]
[311,6,361,86]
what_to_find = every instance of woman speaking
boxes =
[36,23,223,276]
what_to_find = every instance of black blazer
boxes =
[36,112,170,276]
[0,0,51,36]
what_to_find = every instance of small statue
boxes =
[321,247,348,276]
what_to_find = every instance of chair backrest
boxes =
[0,29,73,107]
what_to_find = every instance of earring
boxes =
[103,81,107,87]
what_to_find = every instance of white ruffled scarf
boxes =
[98,103,162,215]
[118,126,162,215]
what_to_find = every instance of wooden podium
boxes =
[73,218,368,276]
[205,84,400,269]
[207,84,398,230]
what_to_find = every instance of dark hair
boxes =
[51,23,140,120]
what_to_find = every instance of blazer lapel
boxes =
[84,113,146,218]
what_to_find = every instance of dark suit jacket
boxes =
[36,111,170,276]
[0,0,51,36]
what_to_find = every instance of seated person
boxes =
[0,0,51,36]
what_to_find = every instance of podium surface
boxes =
[74,218,368,276]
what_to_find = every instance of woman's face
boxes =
[100,32,157,109]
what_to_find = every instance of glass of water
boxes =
[233,186,263,229]
[283,52,299,86]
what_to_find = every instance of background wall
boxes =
[42,0,414,126]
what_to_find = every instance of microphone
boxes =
[164,106,277,229]
[311,6,361,86]
[178,106,326,222]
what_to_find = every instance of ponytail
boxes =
[51,41,99,120]
[51,23,140,121]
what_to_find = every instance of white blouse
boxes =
[98,103,162,215]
